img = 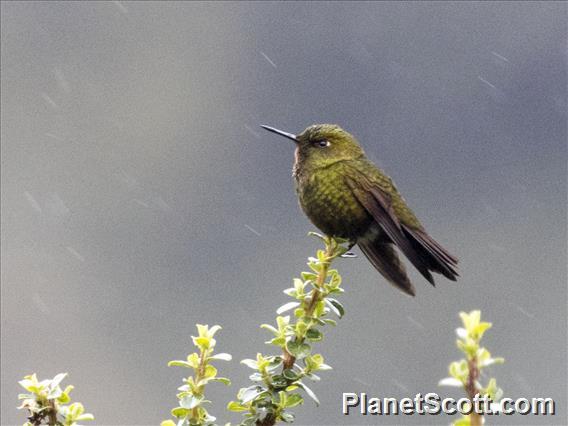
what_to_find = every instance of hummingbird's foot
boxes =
[341,242,357,258]
[341,251,357,258]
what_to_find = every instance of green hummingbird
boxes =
[261,123,458,296]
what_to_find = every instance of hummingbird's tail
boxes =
[401,226,459,282]
[358,235,416,297]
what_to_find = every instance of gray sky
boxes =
[1,1,566,425]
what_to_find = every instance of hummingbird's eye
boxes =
[314,139,330,148]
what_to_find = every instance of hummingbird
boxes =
[261,123,458,296]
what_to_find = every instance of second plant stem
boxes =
[466,356,482,426]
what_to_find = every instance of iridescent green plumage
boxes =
[262,124,459,296]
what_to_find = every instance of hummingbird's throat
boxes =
[292,147,301,178]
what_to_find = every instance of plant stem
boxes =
[466,357,482,426]
[47,400,58,426]
[191,348,208,422]
[283,242,333,370]
[27,399,58,426]
[258,240,336,426]
[256,413,277,426]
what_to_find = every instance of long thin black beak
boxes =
[260,125,298,142]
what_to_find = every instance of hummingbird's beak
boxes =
[260,125,298,143]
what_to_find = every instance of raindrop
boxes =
[260,51,277,69]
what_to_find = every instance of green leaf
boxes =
[326,298,345,318]
[322,318,337,326]
[242,417,259,426]
[479,356,505,368]
[168,360,193,369]
[196,324,222,340]
[297,381,319,406]
[327,270,342,288]
[472,322,492,341]
[76,413,95,421]
[295,321,308,337]
[456,338,477,358]
[227,401,248,412]
[68,402,85,417]
[267,358,283,372]
[449,360,468,382]
[261,323,279,335]
[277,390,288,406]
[47,385,62,400]
[171,407,189,418]
[209,352,232,362]
[203,412,216,424]
[308,260,322,273]
[241,359,258,369]
[305,372,321,381]
[211,377,231,385]
[50,373,67,389]
[249,372,263,382]
[306,328,323,341]
[19,379,37,393]
[460,311,477,329]
[57,390,71,404]
[255,353,270,370]
[283,288,297,297]
[180,394,203,409]
[280,411,295,423]
[286,341,311,359]
[282,369,299,381]
[306,354,323,369]
[312,317,326,326]
[161,421,177,426]
[285,393,304,408]
[186,377,198,393]
[192,336,211,349]
[439,377,463,387]
[301,272,317,282]
[313,300,326,317]
[276,316,290,330]
[268,336,287,347]
[277,302,301,315]
[271,374,289,388]
[483,377,503,402]
[203,364,217,378]
[240,386,265,403]
[187,353,200,368]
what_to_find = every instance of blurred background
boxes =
[1,2,566,425]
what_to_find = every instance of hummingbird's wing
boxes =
[358,235,416,296]
[345,174,436,287]
[343,161,459,288]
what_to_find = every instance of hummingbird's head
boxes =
[261,123,365,169]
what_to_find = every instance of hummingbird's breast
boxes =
[294,162,372,240]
